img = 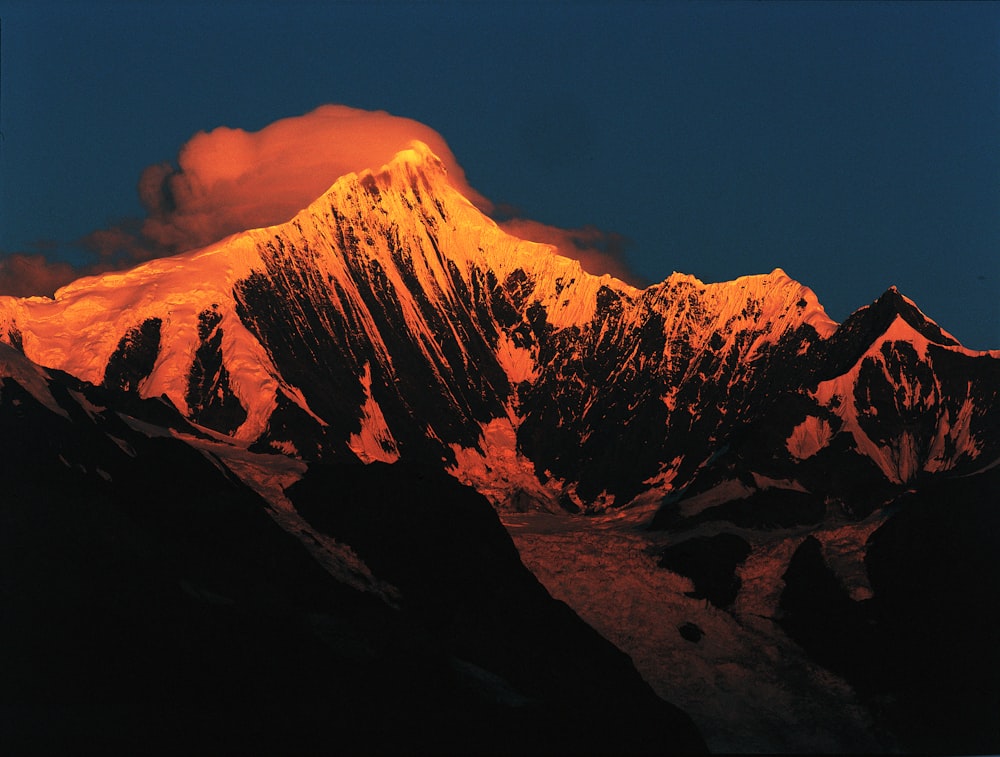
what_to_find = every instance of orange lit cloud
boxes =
[137,104,491,255]
[0,254,79,298]
[1,105,639,297]
[497,218,639,285]
[0,224,162,298]
[81,220,159,265]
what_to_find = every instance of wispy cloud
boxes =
[497,218,639,285]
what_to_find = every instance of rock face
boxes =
[651,286,999,529]
[0,341,705,754]
[658,533,752,608]
[5,142,991,517]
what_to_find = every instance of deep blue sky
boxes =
[2,1,998,348]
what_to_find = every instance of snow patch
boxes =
[494,331,538,384]
[750,472,809,492]
[269,439,299,456]
[66,389,107,421]
[348,362,400,464]
[448,416,562,511]
[626,456,685,508]
[786,417,834,460]
[107,435,137,458]
[679,479,755,518]
[0,343,69,419]
[814,515,887,602]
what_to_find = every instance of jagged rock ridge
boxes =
[0,142,996,515]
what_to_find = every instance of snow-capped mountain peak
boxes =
[806,295,998,485]
[1,143,995,512]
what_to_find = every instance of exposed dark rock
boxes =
[778,536,878,687]
[775,471,1000,754]
[185,307,247,434]
[658,533,752,608]
[102,317,161,392]
[6,326,24,353]
[863,468,1000,754]
[678,622,705,643]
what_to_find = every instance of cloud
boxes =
[1,104,640,297]
[0,254,79,298]
[136,104,491,255]
[497,218,640,285]
[81,219,160,265]
[0,224,161,299]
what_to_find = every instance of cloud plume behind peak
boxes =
[0,104,637,298]
[135,105,492,256]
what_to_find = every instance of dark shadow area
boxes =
[778,468,1000,754]
[0,366,706,754]
[657,533,752,608]
[289,462,706,754]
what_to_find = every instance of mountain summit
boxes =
[1,142,996,514]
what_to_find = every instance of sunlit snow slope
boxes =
[1,142,996,512]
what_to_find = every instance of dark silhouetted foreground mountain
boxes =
[0,342,704,753]
[778,467,1000,754]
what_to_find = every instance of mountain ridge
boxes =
[1,142,996,514]
[3,140,998,753]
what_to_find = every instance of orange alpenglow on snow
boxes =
[0,141,628,446]
[0,140,850,507]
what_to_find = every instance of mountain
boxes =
[1,142,997,752]
[4,142,992,517]
[0,340,705,754]
[651,284,999,530]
